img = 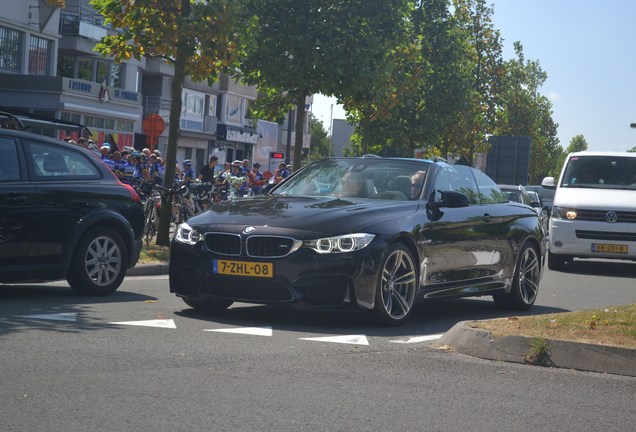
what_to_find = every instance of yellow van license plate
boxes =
[591,243,628,254]
[213,259,274,278]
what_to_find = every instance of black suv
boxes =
[0,128,143,295]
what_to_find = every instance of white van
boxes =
[541,151,636,270]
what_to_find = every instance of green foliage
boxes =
[524,336,552,366]
[567,134,589,153]
[304,113,331,163]
[240,0,412,169]
[494,42,560,183]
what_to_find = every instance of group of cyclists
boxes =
[82,139,293,205]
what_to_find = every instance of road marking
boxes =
[109,319,177,329]
[17,313,78,322]
[300,335,370,346]
[204,326,273,336]
[389,334,444,344]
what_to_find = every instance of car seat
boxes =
[42,152,68,175]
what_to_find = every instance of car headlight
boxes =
[552,206,577,220]
[304,233,375,254]
[175,223,202,245]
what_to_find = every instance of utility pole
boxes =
[329,104,334,157]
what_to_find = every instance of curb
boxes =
[437,321,636,377]
[126,263,169,277]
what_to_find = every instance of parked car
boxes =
[0,128,144,295]
[525,185,555,212]
[169,157,546,325]
[542,151,636,270]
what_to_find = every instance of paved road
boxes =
[1,263,635,431]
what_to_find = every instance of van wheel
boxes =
[67,227,128,296]
[547,251,568,271]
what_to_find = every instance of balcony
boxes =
[59,8,110,41]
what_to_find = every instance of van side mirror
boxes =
[541,177,556,189]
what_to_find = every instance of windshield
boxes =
[272,158,431,200]
[561,155,636,190]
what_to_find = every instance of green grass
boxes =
[139,243,170,264]
[472,304,636,349]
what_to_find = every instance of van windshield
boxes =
[561,155,636,190]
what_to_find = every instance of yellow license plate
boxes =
[591,243,628,254]
[213,259,274,278]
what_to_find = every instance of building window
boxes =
[77,58,93,81]
[111,63,122,88]
[58,55,74,78]
[207,94,217,117]
[225,94,242,125]
[96,60,109,84]
[28,35,50,75]
[181,89,205,131]
[0,25,22,73]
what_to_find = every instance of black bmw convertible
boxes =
[169,156,545,325]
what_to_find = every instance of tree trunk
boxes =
[156,0,190,246]
[292,93,307,171]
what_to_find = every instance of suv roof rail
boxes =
[0,108,92,137]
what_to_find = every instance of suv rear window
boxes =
[26,141,101,179]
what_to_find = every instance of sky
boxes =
[311,1,636,152]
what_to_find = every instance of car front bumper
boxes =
[169,239,383,310]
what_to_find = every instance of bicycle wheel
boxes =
[143,198,157,244]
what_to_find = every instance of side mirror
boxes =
[541,177,556,189]
[437,190,470,208]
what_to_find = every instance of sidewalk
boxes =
[127,262,636,377]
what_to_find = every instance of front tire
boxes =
[494,243,540,310]
[373,244,418,325]
[67,227,128,296]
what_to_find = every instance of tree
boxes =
[91,0,253,245]
[628,146,636,152]
[240,0,411,170]
[446,0,503,163]
[305,113,331,162]
[566,134,589,153]
[494,42,560,183]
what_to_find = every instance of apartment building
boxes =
[0,0,310,174]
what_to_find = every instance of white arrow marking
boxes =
[17,313,78,322]
[300,335,369,346]
[389,334,444,344]
[109,319,176,329]
[204,326,273,336]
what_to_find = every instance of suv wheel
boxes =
[67,227,128,296]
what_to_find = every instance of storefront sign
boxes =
[226,128,258,144]
[63,78,141,105]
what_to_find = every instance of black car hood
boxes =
[187,195,417,235]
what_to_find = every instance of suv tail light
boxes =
[122,182,141,203]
